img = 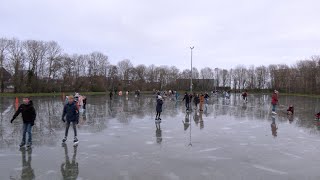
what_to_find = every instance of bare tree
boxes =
[117,59,133,80]
[7,39,25,93]
[0,38,9,93]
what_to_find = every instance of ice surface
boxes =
[0,94,320,179]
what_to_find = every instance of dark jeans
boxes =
[22,123,32,144]
[65,121,77,137]
[185,102,190,110]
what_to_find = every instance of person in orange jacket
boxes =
[199,93,205,111]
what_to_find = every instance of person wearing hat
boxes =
[155,96,163,120]
[11,97,36,148]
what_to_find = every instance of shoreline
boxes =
[1,91,320,98]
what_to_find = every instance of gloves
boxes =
[62,118,66,122]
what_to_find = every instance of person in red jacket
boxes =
[271,90,279,114]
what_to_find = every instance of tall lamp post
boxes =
[190,46,194,93]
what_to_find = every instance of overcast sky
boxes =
[1,0,320,70]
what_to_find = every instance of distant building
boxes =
[0,67,13,92]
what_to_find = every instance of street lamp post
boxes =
[190,46,194,93]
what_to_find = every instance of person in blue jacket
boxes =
[62,96,79,144]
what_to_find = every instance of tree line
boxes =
[0,37,319,94]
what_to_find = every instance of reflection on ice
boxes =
[0,94,320,179]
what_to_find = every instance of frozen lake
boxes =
[1,93,320,180]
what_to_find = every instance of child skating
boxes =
[62,96,79,146]
[271,90,279,115]
[11,97,36,148]
[287,105,294,115]
[155,96,163,121]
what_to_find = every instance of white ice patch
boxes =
[46,170,56,174]
[164,172,180,180]
[198,147,221,153]
[280,152,303,159]
[2,105,13,115]
[206,156,232,161]
[252,164,288,175]
[88,144,101,148]
[79,133,94,136]
[145,141,154,145]
[221,127,231,130]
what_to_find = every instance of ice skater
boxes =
[271,90,279,114]
[204,92,210,104]
[242,89,248,103]
[109,91,113,99]
[11,97,36,148]
[62,96,79,145]
[155,96,163,120]
[315,112,320,120]
[199,93,205,111]
[82,96,87,110]
[182,92,191,111]
[287,105,294,115]
[194,93,200,110]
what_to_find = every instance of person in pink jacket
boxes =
[271,90,279,114]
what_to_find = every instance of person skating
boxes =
[182,92,191,111]
[82,96,87,110]
[194,94,200,110]
[155,96,163,120]
[315,112,320,119]
[271,90,279,114]
[11,97,36,148]
[204,92,210,104]
[242,90,248,103]
[109,91,113,99]
[62,96,79,145]
[287,105,294,115]
[199,93,205,111]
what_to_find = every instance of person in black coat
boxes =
[11,97,36,147]
[62,96,79,144]
[155,96,163,120]
[82,96,87,110]
[182,92,190,111]
[194,94,200,110]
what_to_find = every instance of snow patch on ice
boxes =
[198,147,221,153]
[253,164,288,175]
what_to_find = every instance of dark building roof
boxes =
[0,67,12,81]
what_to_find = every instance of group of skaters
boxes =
[10,92,87,148]
[182,92,210,112]
[109,90,141,99]
[10,89,320,148]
